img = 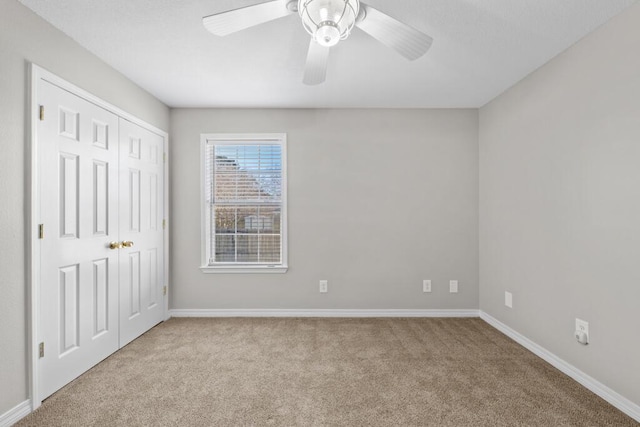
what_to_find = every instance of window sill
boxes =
[200,265,288,274]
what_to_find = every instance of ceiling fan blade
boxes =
[203,0,293,37]
[356,3,433,61]
[303,39,330,85]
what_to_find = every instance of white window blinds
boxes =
[202,135,287,271]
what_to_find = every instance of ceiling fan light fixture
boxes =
[298,0,359,47]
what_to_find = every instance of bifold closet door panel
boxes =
[118,118,165,347]
[38,79,120,399]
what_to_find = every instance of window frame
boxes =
[200,133,288,274]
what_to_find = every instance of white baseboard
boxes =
[480,311,640,423]
[169,308,480,318]
[0,400,31,427]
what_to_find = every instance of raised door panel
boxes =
[92,258,109,337]
[128,251,141,318]
[93,161,109,236]
[59,264,80,355]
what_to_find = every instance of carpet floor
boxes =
[16,318,636,426]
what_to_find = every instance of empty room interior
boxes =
[1,0,640,425]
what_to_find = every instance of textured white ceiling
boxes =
[18,0,638,108]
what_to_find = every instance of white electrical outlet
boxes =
[505,291,513,308]
[575,318,589,345]
[319,280,328,293]
[449,280,458,293]
[423,280,432,293]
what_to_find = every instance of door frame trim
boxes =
[28,64,170,410]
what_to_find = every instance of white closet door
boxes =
[118,118,165,347]
[38,80,120,398]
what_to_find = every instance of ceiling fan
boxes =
[202,0,433,85]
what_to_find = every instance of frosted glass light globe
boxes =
[298,0,359,47]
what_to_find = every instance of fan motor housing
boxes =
[286,0,298,12]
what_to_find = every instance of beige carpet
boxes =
[17,318,636,426]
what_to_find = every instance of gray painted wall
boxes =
[479,2,640,407]
[5,0,638,418]
[0,0,169,415]
[170,109,479,311]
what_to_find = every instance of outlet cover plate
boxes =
[505,291,513,308]
[319,280,328,293]
[423,280,432,293]
[576,318,589,334]
[575,318,589,344]
[449,280,458,293]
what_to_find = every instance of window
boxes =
[200,134,287,273]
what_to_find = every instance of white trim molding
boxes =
[0,400,31,427]
[480,311,640,423]
[170,309,480,318]
[199,266,288,274]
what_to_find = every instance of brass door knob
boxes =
[109,241,123,250]
[122,240,134,248]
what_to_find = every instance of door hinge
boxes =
[163,152,166,163]
[39,342,45,358]
[162,219,166,230]
[39,105,44,121]
[38,224,44,239]
[163,286,167,296]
